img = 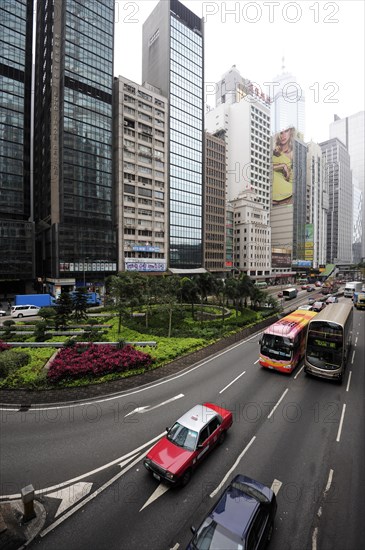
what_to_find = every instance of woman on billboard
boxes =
[272,127,294,205]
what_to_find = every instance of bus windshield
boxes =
[260,334,292,360]
[306,322,343,369]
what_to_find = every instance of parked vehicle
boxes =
[144,403,233,486]
[69,291,101,306]
[344,281,362,298]
[11,305,40,318]
[353,292,365,310]
[186,474,277,550]
[14,294,56,307]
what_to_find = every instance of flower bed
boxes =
[47,343,154,382]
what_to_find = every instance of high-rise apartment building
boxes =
[0,0,34,294]
[329,111,365,260]
[320,138,353,264]
[142,0,204,270]
[33,0,116,294]
[204,131,227,273]
[230,190,271,278]
[114,76,168,273]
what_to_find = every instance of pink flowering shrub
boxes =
[0,341,11,352]
[47,343,154,382]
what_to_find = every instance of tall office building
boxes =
[113,76,168,273]
[329,111,365,260]
[33,0,116,294]
[142,0,204,270]
[0,0,34,294]
[320,138,353,264]
[271,128,308,274]
[204,131,227,274]
[306,142,328,268]
[271,64,305,137]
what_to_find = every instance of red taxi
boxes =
[144,403,233,486]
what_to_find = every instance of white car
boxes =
[11,305,40,318]
[0,309,6,317]
[297,305,313,311]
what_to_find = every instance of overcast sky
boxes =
[114,0,365,143]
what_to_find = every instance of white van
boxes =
[11,305,40,318]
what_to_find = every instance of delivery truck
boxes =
[344,281,362,297]
[14,294,56,307]
[353,292,365,310]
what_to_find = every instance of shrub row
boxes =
[47,343,154,382]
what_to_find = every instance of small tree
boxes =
[73,288,89,322]
[55,292,73,329]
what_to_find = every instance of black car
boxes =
[186,474,277,550]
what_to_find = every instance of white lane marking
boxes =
[139,483,170,512]
[0,333,263,412]
[324,469,334,495]
[346,371,352,392]
[267,389,289,419]
[40,449,146,537]
[312,526,319,550]
[170,545,180,550]
[271,479,282,495]
[317,506,322,518]
[254,359,259,364]
[209,436,256,498]
[294,365,304,379]
[336,404,346,442]
[351,350,355,364]
[124,393,184,417]
[0,432,165,499]
[219,371,246,394]
[355,336,358,346]
[47,482,93,518]
[118,453,140,469]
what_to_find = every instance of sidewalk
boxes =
[0,500,46,549]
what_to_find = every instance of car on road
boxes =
[10,305,40,318]
[307,297,316,305]
[186,474,277,550]
[277,291,283,298]
[301,284,308,290]
[326,295,339,304]
[297,305,313,311]
[307,286,316,292]
[144,403,233,486]
[0,309,6,317]
[311,301,326,312]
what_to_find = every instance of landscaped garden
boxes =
[0,273,279,390]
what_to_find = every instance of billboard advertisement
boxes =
[272,127,295,207]
[305,224,314,261]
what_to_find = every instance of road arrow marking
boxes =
[139,483,170,512]
[47,482,93,517]
[118,453,141,469]
[124,394,184,417]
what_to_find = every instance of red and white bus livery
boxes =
[259,309,317,373]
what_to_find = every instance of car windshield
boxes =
[191,517,243,550]
[167,422,198,451]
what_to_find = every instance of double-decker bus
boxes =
[259,309,317,373]
[304,302,353,383]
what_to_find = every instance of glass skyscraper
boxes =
[33,0,116,286]
[142,0,204,269]
[0,0,34,291]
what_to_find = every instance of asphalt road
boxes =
[1,296,364,550]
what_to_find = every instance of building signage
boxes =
[60,261,117,272]
[125,258,166,272]
[132,246,160,252]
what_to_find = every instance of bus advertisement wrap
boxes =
[259,309,317,374]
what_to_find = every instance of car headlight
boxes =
[165,471,175,481]
[144,458,151,469]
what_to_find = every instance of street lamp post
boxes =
[83,258,89,288]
